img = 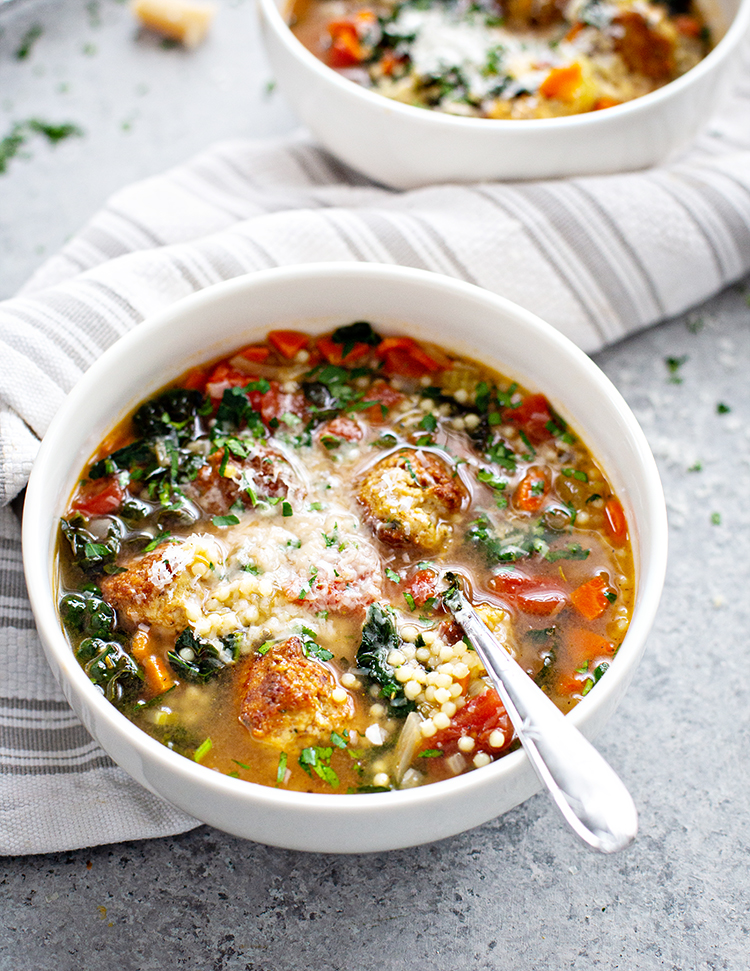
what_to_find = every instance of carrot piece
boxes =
[603,497,628,545]
[593,96,621,111]
[565,21,586,41]
[131,628,175,695]
[236,344,271,363]
[571,575,611,621]
[566,628,616,668]
[513,466,550,513]
[267,330,308,359]
[539,63,583,102]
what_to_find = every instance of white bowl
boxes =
[258,0,749,188]
[23,263,667,853]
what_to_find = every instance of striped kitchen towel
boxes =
[1,37,749,855]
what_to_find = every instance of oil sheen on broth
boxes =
[288,0,711,120]
[57,322,634,794]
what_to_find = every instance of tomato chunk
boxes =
[326,21,363,68]
[236,345,271,364]
[404,569,439,607]
[428,687,513,756]
[488,570,567,616]
[503,393,556,444]
[72,477,125,517]
[316,336,372,366]
[267,330,309,360]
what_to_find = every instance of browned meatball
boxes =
[100,541,199,630]
[503,0,566,29]
[612,11,675,81]
[185,443,294,516]
[358,448,468,551]
[238,636,353,747]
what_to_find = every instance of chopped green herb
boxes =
[404,592,416,611]
[212,514,240,527]
[665,355,688,384]
[276,752,288,785]
[194,738,213,763]
[418,413,438,433]
[711,512,722,525]
[687,462,702,473]
[562,468,589,482]
[282,501,293,517]
[385,567,401,583]
[15,24,43,60]
[716,402,731,415]
[419,749,445,758]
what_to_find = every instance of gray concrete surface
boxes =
[1,1,750,969]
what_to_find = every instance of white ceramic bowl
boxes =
[23,263,667,853]
[258,0,749,188]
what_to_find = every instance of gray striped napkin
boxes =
[2,38,749,854]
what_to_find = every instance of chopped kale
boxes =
[167,628,240,682]
[330,321,381,357]
[465,514,550,564]
[356,604,415,715]
[545,542,590,562]
[60,515,123,575]
[59,591,115,639]
[76,637,142,702]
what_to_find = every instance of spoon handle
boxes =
[449,590,638,854]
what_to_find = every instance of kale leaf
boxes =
[356,604,415,716]
[59,591,115,639]
[76,637,142,702]
[167,628,240,682]
[60,515,123,575]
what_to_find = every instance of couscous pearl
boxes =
[424,685,437,702]
[449,683,463,698]
[432,711,451,730]
[488,730,505,749]
[453,662,470,679]
[463,412,480,430]
[294,349,310,363]
[458,736,475,753]
[404,680,422,701]
[400,626,419,643]
[401,645,416,660]
[453,387,469,404]
[332,687,348,705]
[441,701,457,717]
[576,510,590,526]
[420,720,437,738]
[421,630,436,645]
[416,647,431,662]
[434,673,452,689]
[451,416,466,430]
[434,687,451,705]
[369,703,386,718]
[341,672,358,688]
[438,645,455,662]
[395,666,413,683]
[473,752,492,768]
[420,398,434,412]
[373,773,390,787]
[388,650,406,667]
[420,375,432,387]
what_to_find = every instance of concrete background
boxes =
[1,1,749,968]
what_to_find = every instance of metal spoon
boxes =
[443,581,638,854]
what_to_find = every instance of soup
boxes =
[57,322,634,794]
[289,0,710,119]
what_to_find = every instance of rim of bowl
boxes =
[259,0,750,134]
[23,263,668,820]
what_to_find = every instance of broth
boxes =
[58,322,634,793]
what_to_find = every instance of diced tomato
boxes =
[539,62,583,102]
[316,336,372,366]
[245,381,306,427]
[513,466,550,513]
[361,379,406,424]
[427,687,513,756]
[404,569,439,607]
[377,336,447,379]
[205,361,251,399]
[488,570,567,616]
[317,415,363,445]
[182,369,209,392]
[603,497,628,545]
[236,345,271,364]
[503,393,556,444]
[326,21,363,68]
[72,477,125,517]
[267,330,309,360]
[571,575,611,621]
[565,21,586,41]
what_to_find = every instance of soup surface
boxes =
[58,322,634,793]
[289,0,709,119]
